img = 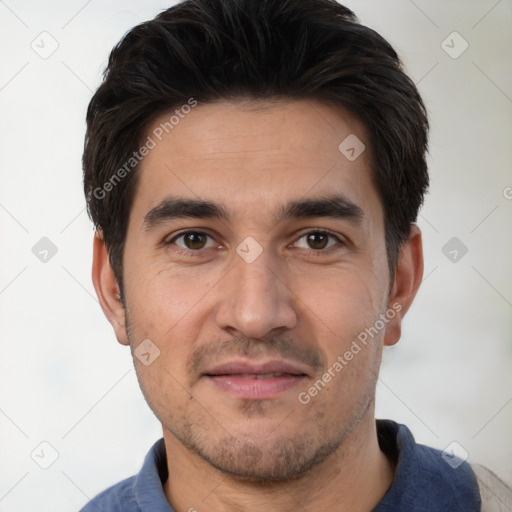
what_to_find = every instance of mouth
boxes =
[203,359,309,400]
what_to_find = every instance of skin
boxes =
[92,98,423,512]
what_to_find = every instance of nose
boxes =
[214,247,298,340]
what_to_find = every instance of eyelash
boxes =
[166,229,345,257]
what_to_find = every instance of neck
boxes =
[163,412,395,512]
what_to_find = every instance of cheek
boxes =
[294,264,388,402]
[124,258,217,340]
[133,354,195,429]
[300,264,384,338]
[126,275,201,410]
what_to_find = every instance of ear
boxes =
[383,224,424,347]
[91,231,129,346]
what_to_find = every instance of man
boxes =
[80,0,511,510]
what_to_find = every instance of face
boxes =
[96,99,415,481]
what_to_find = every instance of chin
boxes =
[174,425,344,483]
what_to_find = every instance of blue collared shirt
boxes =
[79,420,481,511]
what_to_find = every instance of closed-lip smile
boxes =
[203,359,309,399]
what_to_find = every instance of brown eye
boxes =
[172,232,214,251]
[184,233,207,249]
[294,230,341,252]
[306,232,329,250]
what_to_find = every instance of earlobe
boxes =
[384,225,424,347]
[91,231,130,346]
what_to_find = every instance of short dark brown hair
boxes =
[83,0,429,296]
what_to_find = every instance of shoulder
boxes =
[406,439,481,510]
[78,475,139,512]
[376,420,481,511]
[471,463,512,512]
[77,439,169,512]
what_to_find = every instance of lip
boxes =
[203,359,309,400]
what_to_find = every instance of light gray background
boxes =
[0,1,511,510]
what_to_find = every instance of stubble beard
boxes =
[166,394,373,483]
[125,307,376,483]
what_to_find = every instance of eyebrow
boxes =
[142,193,364,231]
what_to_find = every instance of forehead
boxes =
[131,99,381,227]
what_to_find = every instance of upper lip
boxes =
[203,359,309,377]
